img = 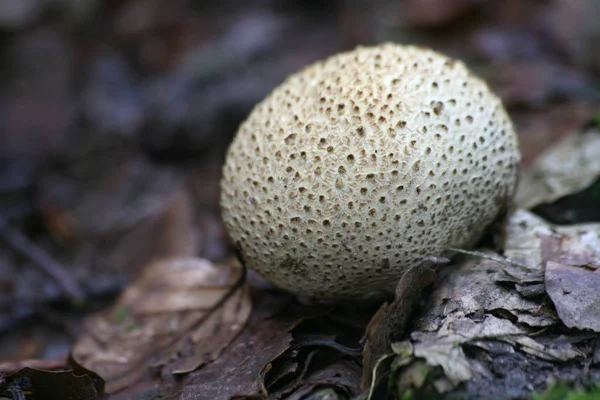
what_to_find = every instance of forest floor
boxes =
[0,1,600,399]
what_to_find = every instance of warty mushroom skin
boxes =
[220,43,520,300]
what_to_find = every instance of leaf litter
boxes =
[361,133,600,399]
[516,127,600,210]
[2,2,600,400]
[180,295,372,400]
[71,257,252,395]
[66,119,600,400]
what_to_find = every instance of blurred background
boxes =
[0,0,599,367]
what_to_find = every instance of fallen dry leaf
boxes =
[541,232,600,271]
[516,127,600,209]
[178,293,373,400]
[545,261,600,332]
[384,208,600,398]
[264,309,368,399]
[412,341,472,384]
[179,293,303,400]
[513,103,596,168]
[362,265,437,389]
[71,257,251,394]
[417,252,556,330]
[504,209,600,270]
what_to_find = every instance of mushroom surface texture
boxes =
[220,43,520,300]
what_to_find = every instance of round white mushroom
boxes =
[220,43,520,300]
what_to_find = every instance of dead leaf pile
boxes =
[379,210,600,398]
[362,131,600,399]
[180,299,373,400]
[71,257,251,396]
[1,2,600,400]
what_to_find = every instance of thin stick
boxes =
[448,247,531,269]
[0,218,85,303]
[366,353,395,400]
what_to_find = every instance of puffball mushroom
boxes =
[220,43,520,300]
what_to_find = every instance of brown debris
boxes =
[1,1,600,399]
[71,257,251,394]
[179,293,300,400]
[362,265,437,389]
[377,208,600,398]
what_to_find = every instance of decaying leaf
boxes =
[513,103,597,168]
[179,295,319,400]
[361,265,437,390]
[416,252,556,331]
[540,228,600,270]
[503,208,600,272]
[516,128,600,209]
[71,257,251,394]
[391,359,446,399]
[263,310,367,399]
[178,293,374,400]
[545,261,600,332]
[180,311,295,400]
[385,208,600,398]
[502,210,600,332]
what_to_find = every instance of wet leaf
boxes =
[72,257,251,394]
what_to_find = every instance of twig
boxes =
[366,353,396,400]
[0,217,85,303]
[448,247,531,269]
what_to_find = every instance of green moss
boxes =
[532,382,600,400]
